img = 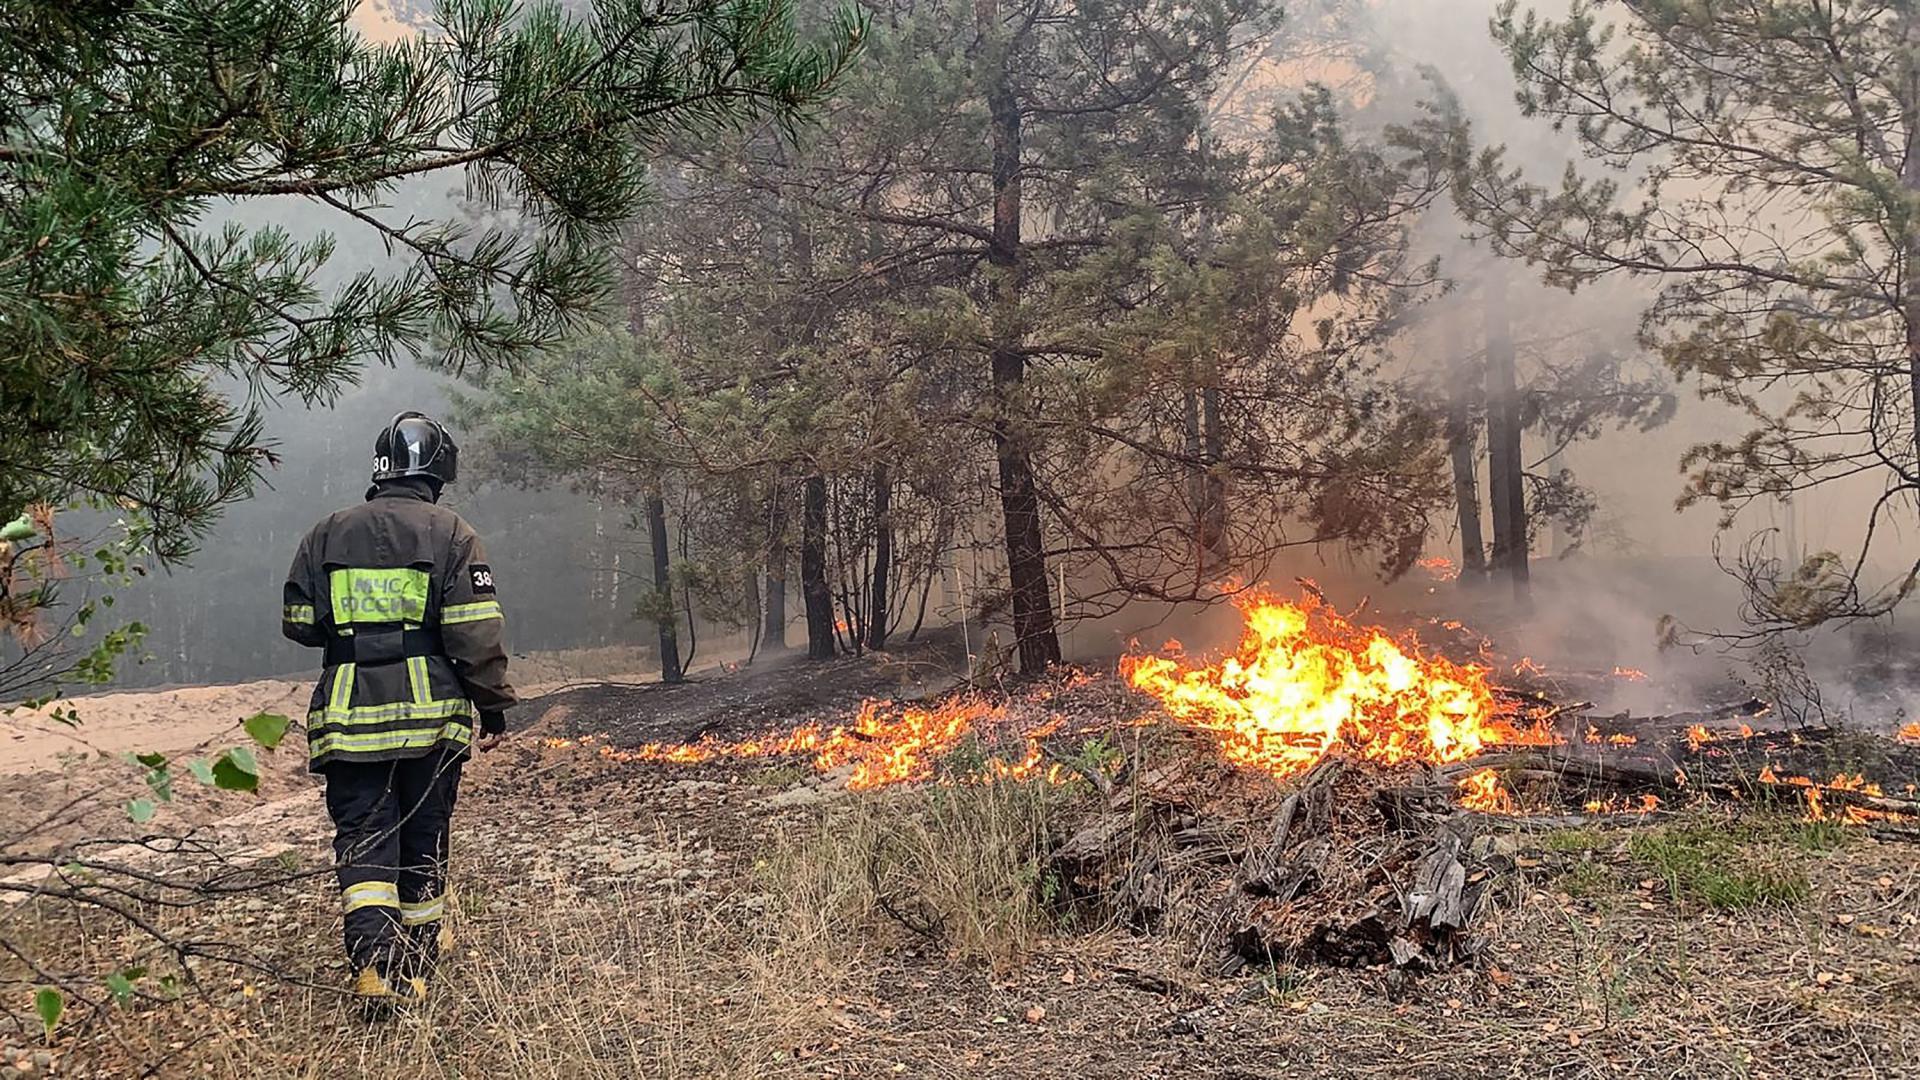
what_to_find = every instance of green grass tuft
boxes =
[1627,821,1811,910]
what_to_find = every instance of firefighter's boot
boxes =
[352,966,427,1015]
[352,965,401,1016]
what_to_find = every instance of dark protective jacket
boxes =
[281,479,516,769]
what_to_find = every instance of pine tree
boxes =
[0,0,860,561]
[1446,0,1920,629]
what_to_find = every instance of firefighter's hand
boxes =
[477,711,507,752]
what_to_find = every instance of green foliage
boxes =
[212,747,261,793]
[243,712,292,750]
[34,986,61,1038]
[2,0,857,559]
[0,0,859,700]
[0,508,152,701]
[103,967,145,1006]
[1051,735,1124,791]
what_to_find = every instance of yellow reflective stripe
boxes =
[309,698,473,726]
[283,604,316,625]
[342,881,399,913]
[329,662,356,712]
[400,895,446,926]
[407,655,431,707]
[309,722,473,759]
[441,601,503,625]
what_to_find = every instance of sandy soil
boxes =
[0,644,715,860]
[3,680,315,777]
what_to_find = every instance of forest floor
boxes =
[3,634,1919,1079]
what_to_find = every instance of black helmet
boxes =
[371,411,459,486]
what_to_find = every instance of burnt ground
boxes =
[5,642,1920,1079]
[531,627,973,746]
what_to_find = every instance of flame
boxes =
[1899,722,1920,743]
[1120,589,1528,780]
[1456,768,1516,812]
[1583,793,1661,815]
[1584,726,1640,746]
[547,698,1057,791]
[1758,766,1895,824]
[1612,666,1647,681]
[1417,556,1460,582]
[1511,656,1546,677]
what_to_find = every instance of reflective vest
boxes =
[281,481,516,768]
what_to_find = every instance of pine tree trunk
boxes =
[646,489,683,684]
[801,474,835,660]
[1482,273,1530,601]
[1445,323,1488,581]
[1903,13,1920,477]
[764,471,788,650]
[982,4,1061,674]
[867,464,893,651]
[1199,383,1227,572]
[1184,384,1205,575]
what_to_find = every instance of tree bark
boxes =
[1184,380,1229,577]
[801,474,835,660]
[763,471,788,650]
[981,0,1061,673]
[867,464,893,651]
[1199,383,1228,572]
[645,489,683,684]
[1444,321,1488,581]
[1482,272,1529,601]
[1903,12,1920,478]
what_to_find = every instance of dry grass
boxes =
[16,753,1919,1078]
[156,887,855,1080]
[40,777,1078,1078]
[756,779,1074,972]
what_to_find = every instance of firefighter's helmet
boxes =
[371,411,459,486]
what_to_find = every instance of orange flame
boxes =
[1758,766,1894,824]
[1583,793,1661,815]
[1417,556,1461,582]
[1456,768,1516,812]
[547,698,1055,791]
[1612,666,1647,681]
[1899,721,1920,744]
[565,589,1590,807]
[1120,589,1527,780]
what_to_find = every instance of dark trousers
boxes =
[322,748,464,978]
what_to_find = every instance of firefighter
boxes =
[280,411,516,1009]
